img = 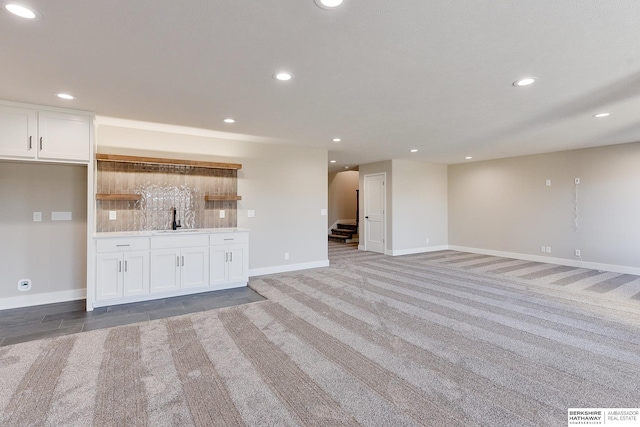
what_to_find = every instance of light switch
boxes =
[247,210,255,218]
[33,212,42,222]
[51,211,72,221]
[109,211,117,220]
[545,179,551,186]
[219,210,225,218]
[321,209,327,216]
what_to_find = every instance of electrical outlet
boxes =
[541,246,546,253]
[18,279,31,291]
[33,212,42,222]
[575,249,581,257]
[545,179,551,186]
[109,211,117,220]
[284,252,289,260]
[247,209,255,218]
[219,210,225,218]
[546,246,552,254]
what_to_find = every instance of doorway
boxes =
[363,172,385,253]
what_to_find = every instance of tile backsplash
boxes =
[96,161,238,232]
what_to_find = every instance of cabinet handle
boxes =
[177,256,180,267]
[39,137,43,151]
[118,261,122,272]
[181,256,185,267]
[225,252,228,262]
[124,260,128,272]
[230,252,233,262]
[28,136,32,150]
[116,244,130,247]
[224,238,234,241]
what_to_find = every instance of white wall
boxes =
[97,122,329,274]
[328,170,359,228]
[0,162,87,303]
[391,160,448,254]
[448,142,640,272]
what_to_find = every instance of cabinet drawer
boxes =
[151,234,209,249]
[96,237,150,253]
[210,232,249,245]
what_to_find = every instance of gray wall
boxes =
[391,160,448,253]
[328,170,359,228]
[0,162,87,300]
[448,142,640,270]
[97,124,329,273]
[359,159,449,255]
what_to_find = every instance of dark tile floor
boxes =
[0,286,265,347]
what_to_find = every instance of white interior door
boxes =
[364,173,385,253]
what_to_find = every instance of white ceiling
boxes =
[2,1,640,171]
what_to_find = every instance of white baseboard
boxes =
[249,260,330,277]
[389,245,449,256]
[448,245,640,276]
[1,288,86,311]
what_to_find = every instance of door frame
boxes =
[362,172,386,253]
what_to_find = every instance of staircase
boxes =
[328,223,358,243]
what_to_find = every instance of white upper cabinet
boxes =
[38,110,91,162]
[0,102,92,163]
[0,104,37,159]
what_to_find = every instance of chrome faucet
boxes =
[172,208,181,230]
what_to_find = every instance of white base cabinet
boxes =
[210,233,249,289]
[92,230,248,309]
[0,101,91,163]
[95,238,150,301]
[150,246,209,293]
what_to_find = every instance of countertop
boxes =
[94,228,250,238]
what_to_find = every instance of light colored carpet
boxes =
[1,245,639,426]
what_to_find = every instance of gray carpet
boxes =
[1,244,639,426]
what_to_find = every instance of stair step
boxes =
[336,224,358,231]
[331,229,353,236]
[328,235,349,242]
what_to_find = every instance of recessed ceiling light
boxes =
[5,3,41,19]
[57,93,75,100]
[330,160,337,163]
[273,72,293,81]
[465,156,473,160]
[513,77,536,87]
[332,138,341,142]
[410,149,418,153]
[314,0,344,10]
[223,118,235,123]
[593,112,610,118]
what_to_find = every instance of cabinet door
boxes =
[37,111,90,162]
[150,249,180,293]
[181,246,209,289]
[209,246,228,287]
[0,105,37,159]
[96,253,123,300]
[228,244,248,283]
[123,251,150,297]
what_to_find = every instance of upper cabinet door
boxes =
[38,110,90,162]
[0,105,37,159]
